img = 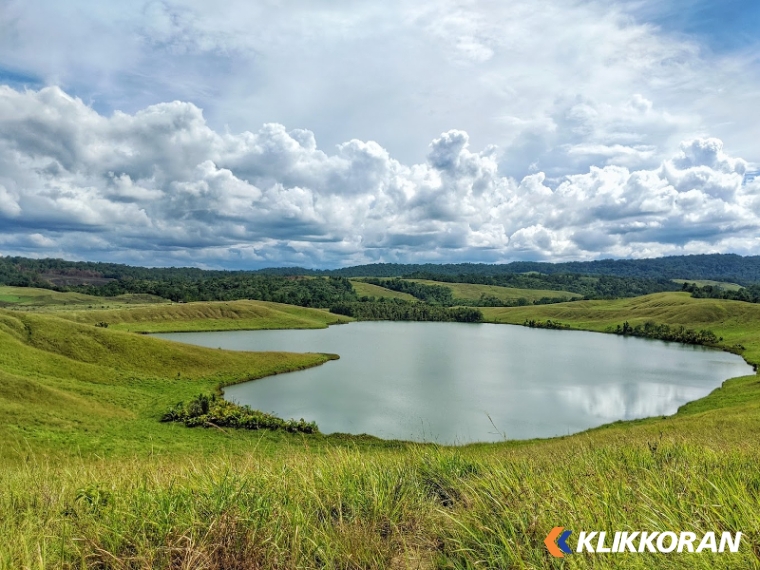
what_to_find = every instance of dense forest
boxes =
[74,275,358,307]
[300,253,760,283]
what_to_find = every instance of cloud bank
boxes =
[0,86,758,268]
[3,0,760,178]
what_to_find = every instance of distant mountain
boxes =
[3,253,760,286]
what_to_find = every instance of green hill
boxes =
[672,279,744,291]
[482,291,760,365]
[45,298,350,332]
[0,309,337,461]
[0,285,167,309]
[349,279,417,301]
[407,279,580,303]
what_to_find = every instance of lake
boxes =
[153,322,753,444]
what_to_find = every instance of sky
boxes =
[0,0,759,269]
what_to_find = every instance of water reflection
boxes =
[153,322,752,444]
[560,383,709,419]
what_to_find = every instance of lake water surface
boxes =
[154,322,753,444]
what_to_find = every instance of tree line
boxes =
[329,299,483,322]
[613,321,720,346]
[5,252,760,287]
[73,275,357,306]
[682,282,760,304]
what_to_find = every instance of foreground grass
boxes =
[1,294,760,568]
[3,437,759,568]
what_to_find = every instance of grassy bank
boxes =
[0,309,339,462]
[481,291,760,365]
[1,294,760,568]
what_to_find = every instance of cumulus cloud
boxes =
[0,86,758,267]
[3,0,760,176]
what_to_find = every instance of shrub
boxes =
[161,393,319,434]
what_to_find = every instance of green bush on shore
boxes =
[613,320,720,346]
[162,393,319,433]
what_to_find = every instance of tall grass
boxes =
[1,442,758,569]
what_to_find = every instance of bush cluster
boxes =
[522,319,570,330]
[161,393,319,433]
[613,321,720,346]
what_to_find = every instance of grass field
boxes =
[407,279,581,302]
[0,285,167,310]
[0,286,350,332]
[671,279,744,291]
[1,293,760,568]
[50,299,350,333]
[350,279,417,301]
[481,291,760,364]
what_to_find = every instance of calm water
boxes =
[154,322,753,444]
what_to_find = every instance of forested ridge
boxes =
[4,253,760,285]
[3,254,760,314]
[320,253,760,283]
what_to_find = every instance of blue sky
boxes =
[0,0,759,268]
[630,0,760,52]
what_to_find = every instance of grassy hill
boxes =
[1,295,760,568]
[41,298,350,332]
[0,285,167,309]
[407,279,581,303]
[0,309,339,461]
[481,291,760,364]
[350,279,417,301]
[672,279,744,291]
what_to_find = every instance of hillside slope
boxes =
[51,299,351,332]
[0,310,336,460]
[482,292,760,365]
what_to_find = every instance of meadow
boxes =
[0,290,759,568]
[670,279,744,291]
[349,280,417,301]
[0,286,167,310]
[406,279,581,303]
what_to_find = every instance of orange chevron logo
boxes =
[545,526,573,557]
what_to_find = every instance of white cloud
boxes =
[2,0,759,179]
[0,86,758,267]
